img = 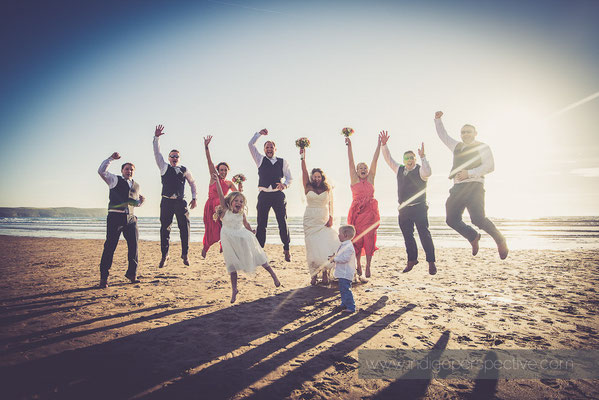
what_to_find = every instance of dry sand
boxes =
[1,235,598,399]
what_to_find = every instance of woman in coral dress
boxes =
[345,135,381,278]
[300,147,340,285]
[202,136,240,258]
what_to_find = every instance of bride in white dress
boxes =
[300,147,341,285]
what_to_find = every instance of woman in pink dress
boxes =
[202,136,240,258]
[345,135,381,278]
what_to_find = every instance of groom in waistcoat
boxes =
[434,111,508,259]
[380,131,437,275]
[97,152,145,288]
[248,128,293,261]
[153,124,197,268]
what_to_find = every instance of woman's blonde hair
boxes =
[213,191,247,221]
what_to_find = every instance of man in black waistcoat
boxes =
[248,128,293,261]
[434,111,508,259]
[380,131,437,275]
[97,152,145,288]
[153,125,197,268]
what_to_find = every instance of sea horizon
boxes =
[1,215,597,251]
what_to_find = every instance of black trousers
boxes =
[99,212,138,279]
[445,182,505,245]
[256,191,290,250]
[160,198,190,257]
[398,202,436,262]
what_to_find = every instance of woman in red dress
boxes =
[345,135,381,278]
[202,136,240,258]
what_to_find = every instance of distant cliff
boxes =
[0,207,107,218]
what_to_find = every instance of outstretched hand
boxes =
[110,152,121,160]
[204,135,212,147]
[155,124,165,137]
[435,111,443,119]
[379,130,389,145]
[259,128,268,136]
[418,142,425,158]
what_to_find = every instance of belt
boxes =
[162,195,182,200]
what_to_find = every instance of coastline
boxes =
[1,235,598,399]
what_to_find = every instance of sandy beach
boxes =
[1,235,598,399]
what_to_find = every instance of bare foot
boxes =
[231,289,239,303]
[356,265,363,276]
[470,233,481,256]
[498,240,509,260]
[158,255,169,268]
[365,266,371,278]
[182,255,190,266]
[284,250,291,262]
[310,275,317,286]
[273,276,281,287]
[428,262,437,275]
[403,260,418,273]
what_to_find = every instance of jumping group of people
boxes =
[97,111,509,308]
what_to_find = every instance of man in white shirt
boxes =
[97,152,145,288]
[248,128,293,261]
[380,131,437,275]
[434,111,508,259]
[153,125,197,267]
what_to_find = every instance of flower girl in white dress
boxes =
[213,173,280,303]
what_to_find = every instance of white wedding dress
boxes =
[303,191,340,275]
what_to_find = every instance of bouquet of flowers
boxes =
[232,174,246,185]
[295,137,310,149]
[341,127,354,137]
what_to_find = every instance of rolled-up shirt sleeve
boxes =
[98,157,118,189]
[468,144,494,178]
[153,136,169,176]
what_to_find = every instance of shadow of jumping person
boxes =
[1,286,337,400]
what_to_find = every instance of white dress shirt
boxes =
[434,119,495,184]
[248,132,293,191]
[382,144,431,180]
[98,157,132,189]
[153,136,197,199]
[333,240,357,281]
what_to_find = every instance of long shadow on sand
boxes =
[1,286,338,399]
[143,296,412,399]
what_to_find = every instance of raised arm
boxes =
[345,137,359,184]
[418,142,432,180]
[367,136,382,184]
[379,131,400,175]
[204,136,218,182]
[248,128,267,167]
[98,152,120,188]
[212,172,226,206]
[300,148,309,192]
[434,111,459,152]
[153,124,169,175]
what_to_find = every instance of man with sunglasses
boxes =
[434,111,508,259]
[379,131,437,275]
[154,124,197,268]
[97,152,145,288]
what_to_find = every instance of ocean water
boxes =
[0,216,598,250]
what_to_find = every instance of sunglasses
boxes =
[169,154,180,159]
[403,156,415,161]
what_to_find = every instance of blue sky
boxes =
[1,0,598,217]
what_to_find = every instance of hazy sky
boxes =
[1,0,598,217]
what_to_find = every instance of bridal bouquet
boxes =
[232,174,246,185]
[295,137,310,149]
[341,127,354,137]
